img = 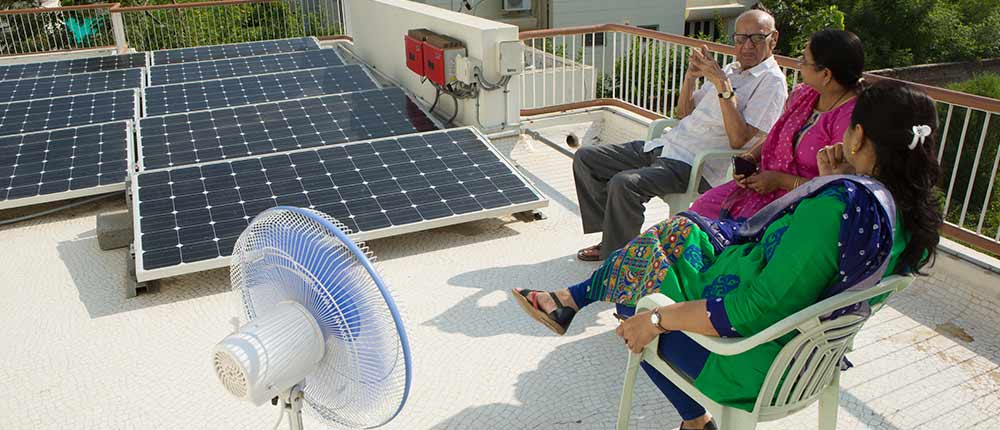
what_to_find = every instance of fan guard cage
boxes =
[230,207,412,429]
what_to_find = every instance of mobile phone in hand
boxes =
[732,156,759,177]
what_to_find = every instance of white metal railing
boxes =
[519,25,801,119]
[519,24,1000,255]
[0,3,116,56]
[0,0,346,57]
[117,0,346,52]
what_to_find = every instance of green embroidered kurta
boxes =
[590,186,907,411]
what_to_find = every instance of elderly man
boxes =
[573,9,788,261]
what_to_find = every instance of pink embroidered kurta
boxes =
[690,85,856,220]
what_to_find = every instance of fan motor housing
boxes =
[212,301,325,405]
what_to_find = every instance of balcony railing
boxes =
[0,0,345,57]
[117,0,346,52]
[0,3,117,56]
[520,24,1000,256]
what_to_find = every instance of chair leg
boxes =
[716,408,756,430]
[818,371,840,430]
[616,352,643,430]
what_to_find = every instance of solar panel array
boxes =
[0,68,143,104]
[132,128,545,277]
[137,87,437,170]
[4,38,552,280]
[0,89,138,137]
[152,37,320,65]
[0,121,131,209]
[0,53,146,82]
[149,49,343,86]
[144,65,377,116]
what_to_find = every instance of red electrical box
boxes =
[423,33,466,87]
[405,34,424,76]
[405,29,435,77]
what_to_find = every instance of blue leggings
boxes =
[569,280,709,420]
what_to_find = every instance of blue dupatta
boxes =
[682,175,898,320]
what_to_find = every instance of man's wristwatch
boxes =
[718,90,735,100]
[650,307,666,332]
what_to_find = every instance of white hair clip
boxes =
[909,125,932,150]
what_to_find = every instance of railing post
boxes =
[110,4,128,54]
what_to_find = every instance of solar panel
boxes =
[143,65,378,116]
[0,121,132,210]
[137,87,438,170]
[0,53,146,82]
[0,68,143,104]
[152,37,321,65]
[131,127,547,281]
[149,49,343,86]
[0,89,139,137]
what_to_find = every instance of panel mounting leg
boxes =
[126,244,159,298]
[513,210,546,223]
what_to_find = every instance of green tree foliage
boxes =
[759,0,845,57]
[948,72,1000,99]
[761,0,1000,69]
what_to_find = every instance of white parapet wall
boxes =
[344,0,521,132]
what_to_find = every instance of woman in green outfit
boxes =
[512,80,943,430]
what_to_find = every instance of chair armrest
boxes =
[646,118,679,141]
[681,148,745,195]
[634,275,914,356]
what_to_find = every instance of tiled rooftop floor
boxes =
[1,133,998,429]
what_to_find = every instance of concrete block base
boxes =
[97,211,132,251]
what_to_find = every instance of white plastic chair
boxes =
[646,118,744,215]
[616,275,915,430]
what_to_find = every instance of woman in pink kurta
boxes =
[690,30,865,220]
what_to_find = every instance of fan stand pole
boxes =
[280,385,306,430]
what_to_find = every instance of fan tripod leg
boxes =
[280,385,306,430]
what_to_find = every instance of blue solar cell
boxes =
[0,121,130,207]
[0,53,146,82]
[149,49,343,86]
[0,90,137,137]
[0,69,142,103]
[152,37,320,65]
[137,87,438,170]
[135,128,543,272]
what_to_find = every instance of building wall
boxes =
[550,0,686,34]
[414,0,688,35]
[870,59,1000,87]
[344,0,521,131]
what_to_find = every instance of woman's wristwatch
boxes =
[650,307,668,332]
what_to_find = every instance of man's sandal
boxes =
[511,289,577,335]
[576,244,602,262]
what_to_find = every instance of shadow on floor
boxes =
[424,253,601,338]
[57,228,230,318]
[368,216,525,263]
[429,331,680,429]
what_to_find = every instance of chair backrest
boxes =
[752,275,914,421]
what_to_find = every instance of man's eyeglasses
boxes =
[732,32,774,46]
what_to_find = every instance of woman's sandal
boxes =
[511,289,577,335]
[679,419,718,430]
[576,244,602,262]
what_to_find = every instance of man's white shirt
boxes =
[647,56,788,186]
